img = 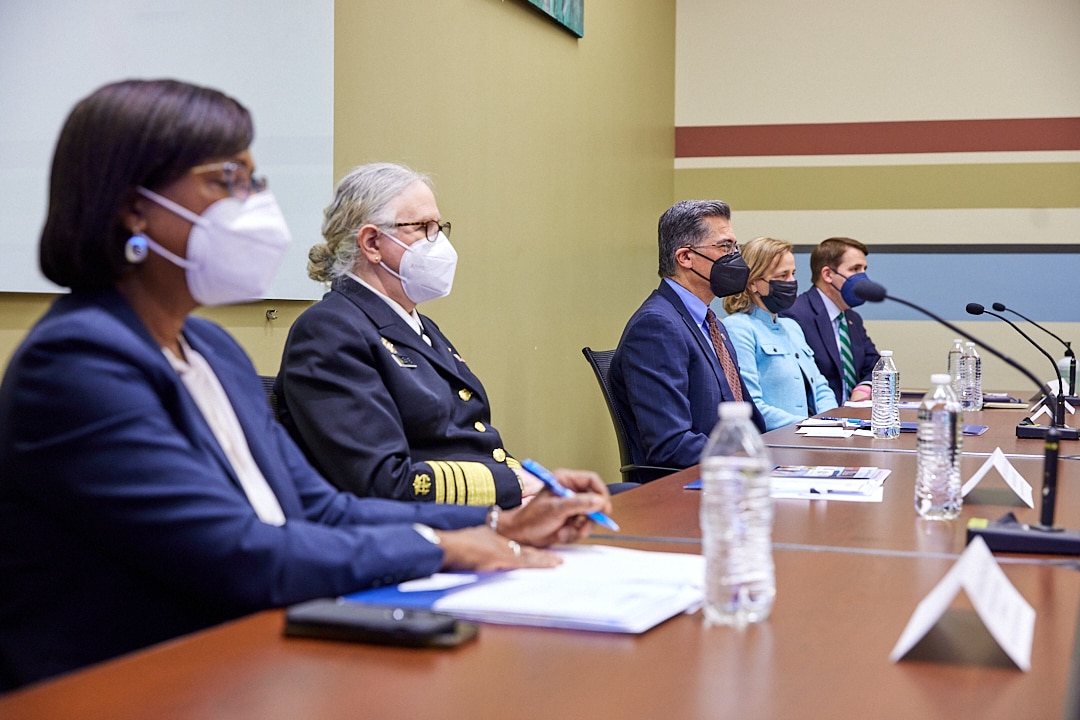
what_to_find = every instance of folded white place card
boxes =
[889,536,1035,671]
[961,447,1035,508]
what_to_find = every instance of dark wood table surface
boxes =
[3,408,1080,719]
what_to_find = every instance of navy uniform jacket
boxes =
[276,277,523,508]
[0,290,486,690]
[609,281,766,471]
[782,288,881,403]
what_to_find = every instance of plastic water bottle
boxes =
[947,338,964,394]
[871,350,900,439]
[961,342,983,411]
[915,373,963,519]
[699,402,775,627]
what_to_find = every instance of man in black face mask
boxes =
[609,200,765,480]
[781,237,882,404]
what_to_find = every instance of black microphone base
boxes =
[1015,423,1080,440]
[967,514,1080,555]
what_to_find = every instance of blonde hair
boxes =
[722,236,794,314]
[308,163,431,283]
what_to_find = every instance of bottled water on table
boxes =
[915,373,963,519]
[700,402,775,627]
[947,338,964,395]
[960,342,983,411]
[871,350,900,439]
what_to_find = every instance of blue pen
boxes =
[520,458,620,532]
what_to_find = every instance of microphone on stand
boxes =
[853,279,1080,555]
[965,303,1067,430]
[992,301,1076,397]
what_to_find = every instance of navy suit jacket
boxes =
[0,290,485,690]
[610,281,765,471]
[782,288,881,403]
[276,277,522,508]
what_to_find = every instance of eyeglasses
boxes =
[392,220,452,242]
[191,161,268,200]
[688,240,739,255]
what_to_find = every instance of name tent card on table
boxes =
[961,447,1035,508]
[889,536,1035,671]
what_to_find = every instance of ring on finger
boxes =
[507,540,521,558]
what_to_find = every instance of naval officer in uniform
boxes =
[277,163,560,508]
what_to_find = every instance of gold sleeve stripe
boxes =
[426,460,497,506]
[505,457,521,470]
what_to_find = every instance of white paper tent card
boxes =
[889,536,1035,671]
[961,447,1035,508]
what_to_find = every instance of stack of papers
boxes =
[344,545,704,634]
[684,465,889,502]
[770,465,889,502]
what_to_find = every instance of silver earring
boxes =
[124,234,149,264]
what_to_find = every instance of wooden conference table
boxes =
[3,409,1080,719]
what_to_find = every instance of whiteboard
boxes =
[0,0,332,299]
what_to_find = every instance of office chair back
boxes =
[581,347,676,484]
[259,375,280,422]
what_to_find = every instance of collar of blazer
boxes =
[82,289,268,498]
[331,276,481,391]
[655,280,725,384]
[805,287,844,369]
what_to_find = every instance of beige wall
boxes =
[676,0,1080,394]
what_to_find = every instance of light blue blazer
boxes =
[722,306,839,431]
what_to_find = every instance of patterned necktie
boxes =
[704,309,744,402]
[838,312,857,401]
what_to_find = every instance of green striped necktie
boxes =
[838,313,857,400]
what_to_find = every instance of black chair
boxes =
[581,347,679,485]
[259,375,280,422]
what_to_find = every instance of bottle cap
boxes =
[880,350,893,357]
[930,373,952,385]
[717,401,752,419]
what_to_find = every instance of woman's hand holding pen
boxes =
[435,469,612,572]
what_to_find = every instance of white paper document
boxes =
[770,467,889,502]
[796,426,855,438]
[889,536,1035,671]
[961,447,1035,508]
[427,545,704,634]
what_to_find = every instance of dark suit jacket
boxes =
[782,287,881,403]
[0,290,485,690]
[276,277,522,508]
[610,281,765,471]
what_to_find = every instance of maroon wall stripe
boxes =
[675,118,1080,157]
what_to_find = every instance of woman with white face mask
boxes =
[276,163,607,509]
[0,81,610,691]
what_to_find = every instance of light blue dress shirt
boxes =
[722,305,839,431]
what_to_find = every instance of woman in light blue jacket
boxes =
[721,237,838,431]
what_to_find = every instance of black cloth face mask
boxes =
[690,249,750,298]
[760,279,798,313]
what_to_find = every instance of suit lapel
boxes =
[810,290,843,371]
[656,282,726,386]
[334,278,482,395]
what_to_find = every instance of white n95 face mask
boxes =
[379,230,458,304]
[136,187,292,306]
